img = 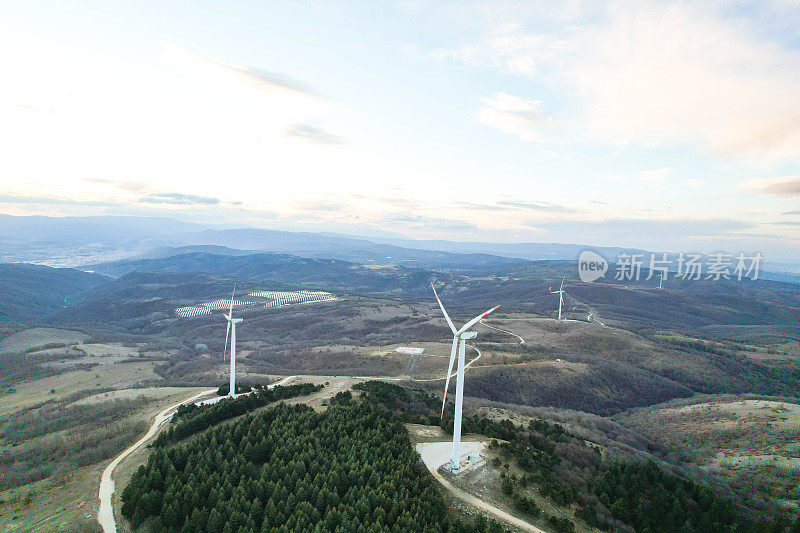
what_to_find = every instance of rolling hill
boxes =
[85,251,455,297]
[84,250,800,336]
[0,263,109,322]
[171,229,530,273]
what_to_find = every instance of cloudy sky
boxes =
[1,1,799,261]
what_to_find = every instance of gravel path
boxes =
[415,441,546,533]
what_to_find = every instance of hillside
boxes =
[86,252,459,298]
[86,250,800,336]
[7,250,797,419]
[120,380,785,532]
[0,263,109,322]
[172,228,531,273]
[121,402,465,532]
[38,252,800,416]
[436,267,800,335]
[47,271,234,333]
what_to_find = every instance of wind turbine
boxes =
[222,285,243,398]
[549,276,565,320]
[432,282,499,472]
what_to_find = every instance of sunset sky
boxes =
[1,1,799,261]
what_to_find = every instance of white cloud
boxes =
[475,92,557,141]
[432,25,575,76]
[0,40,350,207]
[742,175,800,196]
[571,2,800,161]
[599,168,673,187]
[641,168,672,188]
[285,123,346,145]
[437,1,800,162]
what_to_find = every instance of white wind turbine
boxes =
[432,283,499,472]
[222,285,243,398]
[549,275,565,320]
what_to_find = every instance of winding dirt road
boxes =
[97,339,536,533]
[97,388,216,532]
[416,442,545,533]
[411,344,482,382]
[98,376,296,532]
[479,319,525,344]
[399,318,529,384]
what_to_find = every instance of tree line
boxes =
[123,400,505,532]
[357,381,798,532]
[152,383,323,447]
[126,379,796,532]
[595,461,799,532]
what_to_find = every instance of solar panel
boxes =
[174,289,336,319]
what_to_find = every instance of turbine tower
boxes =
[222,285,243,398]
[658,272,663,289]
[549,275,565,320]
[432,282,499,471]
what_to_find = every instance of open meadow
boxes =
[0,329,209,532]
[615,397,800,516]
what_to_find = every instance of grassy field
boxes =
[0,360,159,415]
[36,343,145,370]
[0,334,206,533]
[615,396,800,516]
[0,327,91,355]
[0,385,206,533]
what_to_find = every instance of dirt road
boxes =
[480,319,525,344]
[412,344,482,382]
[98,376,295,532]
[97,388,216,532]
[416,442,546,533]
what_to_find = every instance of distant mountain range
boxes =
[162,230,530,273]
[367,236,646,262]
[0,214,797,278]
[0,214,641,268]
[0,214,207,244]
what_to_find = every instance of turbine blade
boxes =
[457,304,500,335]
[560,275,565,291]
[223,320,231,360]
[228,283,236,318]
[431,282,457,334]
[441,336,459,418]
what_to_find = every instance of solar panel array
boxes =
[175,290,335,318]
[175,306,212,318]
